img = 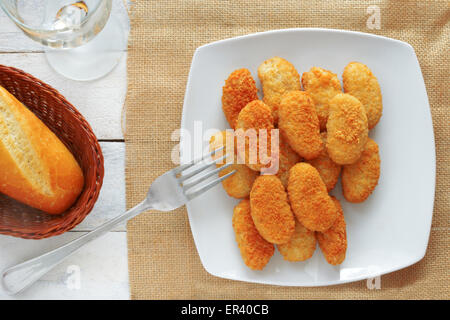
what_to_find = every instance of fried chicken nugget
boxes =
[278,91,323,160]
[258,57,301,123]
[222,68,259,129]
[342,138,380,203]
[209,131,258,199]
[301,67,342,131]
[326,93,368,165]
[316,197,347,265]
[250,175,296,244]
[235,100,274,171]
[232,199,275,270]
[277,221,316,262]
[287,163,338,232]
[343,62,382,129]
[307,132,341,192]
[276,136,302,188]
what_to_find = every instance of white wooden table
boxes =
[0,0,130,299]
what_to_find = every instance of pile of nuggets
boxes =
[211,57,382,270]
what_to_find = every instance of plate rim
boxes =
[196,27,415,53]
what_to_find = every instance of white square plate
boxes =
[180,29,435,286]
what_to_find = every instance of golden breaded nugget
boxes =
[316,197,347,265]
[277,221,316,262]
[222,68,259,129]
[250,175,296,244]
[232,199,275,270]
[287,163,338,232]
[235,100,274,171]
[276,136,302,188]
[258,57,301,123]
[301,67,342,131]
[307,132,341,191]
[209,131,258,199]
[343,62,382,129]
[326,93,368,165]
[342,138,380,203]
[278,91,323,160]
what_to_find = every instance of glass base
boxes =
[45,15,126,81]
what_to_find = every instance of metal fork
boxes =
[1,147,234,295]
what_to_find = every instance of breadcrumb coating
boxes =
[222,68,259,129]
[232,199,275,270]
[302,67,342,131]
[276,136,302,188]
[342,138,380,203]
[287,163,338,232]
[235,100,274,171]
[326,93,368,165]
[316,196,347,265]
[220,60,383,270]
[278,91,323,160]
[278,221,316,262]
[258,57,301,123]
[343,62,382,129]
[250,175,296,244]
[209,131,258,198]
[307,132,341,191]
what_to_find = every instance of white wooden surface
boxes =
[0,53,127,140]
[0,0,130,299]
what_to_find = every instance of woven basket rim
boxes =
[0,64,104,239]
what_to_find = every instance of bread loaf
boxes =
[0,85,84,214]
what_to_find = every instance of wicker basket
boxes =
[0,65,104,239]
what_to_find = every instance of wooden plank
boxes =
[0,0,130,53]
[0,52,127,140]
[0,0,131,299]
[0,232,129,299]
[73,142,127,231]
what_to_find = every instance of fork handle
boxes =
[1,200,150,295]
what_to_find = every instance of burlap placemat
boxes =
[125,1,449,299]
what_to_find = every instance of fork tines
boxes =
[175,146,236,200]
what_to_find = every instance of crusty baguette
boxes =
[0,85,84,214]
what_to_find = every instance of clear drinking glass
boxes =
[0,0,126,81]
